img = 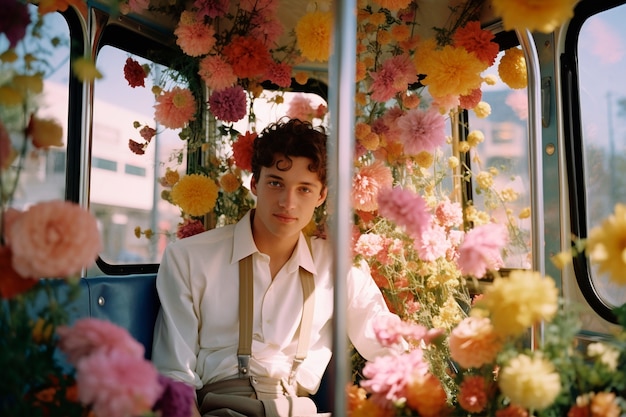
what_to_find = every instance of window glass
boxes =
[578,4,626,307]
[1,8,70,210]
[468,50,532,270]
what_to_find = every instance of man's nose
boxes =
[278,188,296,208]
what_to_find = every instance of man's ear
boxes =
[250,176,258,197]
[317,186,328,207]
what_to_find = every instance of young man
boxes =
[152,118,402,417]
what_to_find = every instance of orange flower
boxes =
[27,116,64,148]
[223,35,272,79]
[37,0,87,15]
[405,373,448,417]
[295,11,333,62]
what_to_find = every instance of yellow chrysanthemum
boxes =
[0,49,18,63]
[473,101,491,118]
[499,353,561,410]
[0,85,24,106]
[586,203,626,285]
[492,0,577,34]
[12,74,44,94]
[467,130,485,147]
[481,270,558,337]
[414,151,434,169]
[295,11,333,62]
[219,172,241,193]
[499,47,527,89]
[72,57,103,82]
[416,43,487,99]
[171,174,219,217]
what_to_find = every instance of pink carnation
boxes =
[377,187,430,237]
[369,54,417,103]
[208,85,247,123]
[448,316,502,369]
[6,200,102,278]
[76,349,163,417]
[351,160,393,212]
[414,224,450,262]
[287,94,316,122]
[174,11,216,57]
[154,87,197,129]
[354,233,385,258]
[198,55,237,91]
[434,198,464,229]
[397,108,447,155]
[457,223,508,278]
[57,318,145,365]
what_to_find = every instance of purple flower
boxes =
[0,0,31,48]
[208,85,247,123]
[153,375,195,417]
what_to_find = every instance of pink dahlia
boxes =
[351,160,393,212]
[154,87,197,129]
[369,54,417,103]
[174,11,216,57]
[377,187,430,238]
[265,61,293,88]
[397,108,447,155]
[198,55,237,91]
[458,223,508,278]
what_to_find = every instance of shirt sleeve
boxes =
[346,262,407,360]
[151,244,203,389]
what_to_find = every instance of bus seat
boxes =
[81,274,160,359]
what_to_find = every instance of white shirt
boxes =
[152,210,399,394]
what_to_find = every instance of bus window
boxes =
[467,50,532,270]
[578,3,626,308]
[1,8,70,211]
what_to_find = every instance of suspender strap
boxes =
[237,241,316,382]
[238,255,253,378]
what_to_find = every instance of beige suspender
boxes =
[237,244,316,384]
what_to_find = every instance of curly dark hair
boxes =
[251,118,327,186]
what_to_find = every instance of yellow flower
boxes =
[0,85,24,105]
[473,101,491,118]
[414,151,434,169]
[295,11,333,62]
[519,206,531,219]
[499,353,561,410]
[467,130,485,147]
[134,226,141,238]
[475,171,493,190]
[587,342,620,371]
[499,47,527,89]
[492,0,577,34]
[0,49,18,63]
[484,74,497,85]
[72,56,103,82]
[550,250,572,270]
[12,74,44,94]
[219,172,241,193]
[416,42,486,99]
[448,156,459,169]
[163,168,180,187]
[481,270,558,337]
[28,117,64,148]
[171,173,219,217]
[294,71,309,85]
[587,203,626,285]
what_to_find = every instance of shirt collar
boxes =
[231,210,317,276]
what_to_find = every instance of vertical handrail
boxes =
[328,0,357,414]
[516,29,546,347]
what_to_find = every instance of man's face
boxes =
[250,155,327,243]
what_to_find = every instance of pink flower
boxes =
[139,125,156,141]
[76,349,163,417]
[351,160,393,212]
[361,349,429,406]
[369,54,417,103]
[397,108,447,155]
[448,316,502,369]
[457,223,508,278]
[208,85,247,123]
[123,58,146,88]
[174,11,216,57]
[354,233,385,258]
[434,198,464,229]
[458,375,489,413]
[372,315,437,347]
[6,201,102,278]
[414,224,450,262]
[265,61,293,88]
[194,0,229,19]
[127,0,150,13]
[152,375,195,417]
[287,94,316,122]
[198,55,237,91]
[377,187,430,237]
[250,14,284,46]
[154,87,197,129]
[57,318,145,366]
[176,218,206,239]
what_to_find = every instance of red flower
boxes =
[232,131,256,172]
[222,35,272,79]
[123,58,147,88]
[0,245,38,299]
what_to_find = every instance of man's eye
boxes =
[268,181,281,187]
[300,187,312,193]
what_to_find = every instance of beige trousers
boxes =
[197,377,328,417]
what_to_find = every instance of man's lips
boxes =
[274,213,297,222]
